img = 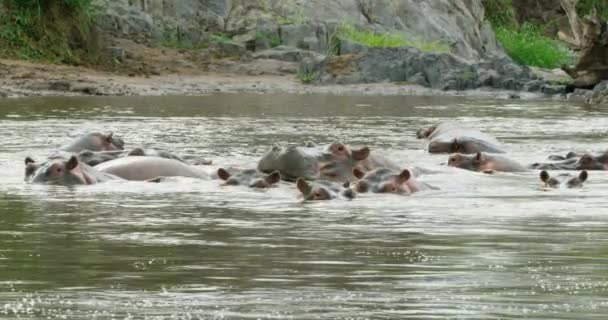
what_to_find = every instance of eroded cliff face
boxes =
[94,0,503,61]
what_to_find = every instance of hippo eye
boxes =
[56,167,63,173]
[337,145,345,152]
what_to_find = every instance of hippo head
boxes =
[540,170,588,189]
[24,157,41,181]
[82,132,124,151]
[218,168,281,189]
[296,178,355,201]
[257,144,320,181]
[353,168,414,194]
[416,126,436,139]
[319,143,370,179]
[28,156,92,185]
[448,152,483,170]
[575,154,607,170]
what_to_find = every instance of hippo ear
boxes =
[66,156,79,171]
[395,169,411,184]
[579,170,588,183]
[128,147,145,156]
[352,146,370,161]
[265,171,281,185]
[352,168,366,179]
[105,132,113,142]
[271,144,281,151]
[474,152,483,163]
[217,168,231,181]
[25,157,36,165]
[451,140,460,153]
[296,178,312,195]
[540,170,550,183]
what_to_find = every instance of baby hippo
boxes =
[448,152,526,173]
[540,170,588,189]
[217,168,281,189]
[296,178,356,201]
[352,167,430,194]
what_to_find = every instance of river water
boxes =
[1,94,608,319]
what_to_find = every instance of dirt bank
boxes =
[0,58,547,100]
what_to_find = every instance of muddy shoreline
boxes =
[0,59,550,100]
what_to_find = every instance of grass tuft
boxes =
[0,0,98,63]
[297,70,318,84]
[336,24,449,53]
[494,23,573,69]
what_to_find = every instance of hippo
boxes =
[26,155,121,185]
[76,147,212,167]
[258,144,320,181]
[540,170,588,189]
[296,178,356,201]
[352,167,433,194]
[24,157,40,180]
[257,142,399,182]
[547,151,582,161]
[60,132,124,153]
[217,168,281,188]
[77,150,125,166]
[95,156,209,181]
[530,153,608,171]
[417,122,505,154]
[448,152,527,173]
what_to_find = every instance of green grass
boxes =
[256,31,281,48]
[494,23,572,69]
[577,0,608,19]
[336,24,449,53]
[0,0,97,63]
[297,70,319,84]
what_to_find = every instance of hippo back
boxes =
[96,156,209,181]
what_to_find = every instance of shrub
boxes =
[336,23,449,53]
[494,23,573,69]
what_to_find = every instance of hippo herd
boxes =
[24,122,596,200]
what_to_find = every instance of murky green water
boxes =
[1,94,608,319]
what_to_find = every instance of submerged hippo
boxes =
[296,178,356,201]
[417,122,505,154]
[540,170,588,189]
[26,156,121,185]
[60,132,124,153]
[77,147,212,167]
[531,152,608,171]
[95,156,209,181]
[352,167,433,194]
[257,142,399,182]
[217,168,281,189]
[448,152,526,173]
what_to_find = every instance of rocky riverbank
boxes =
[2,0,607,102]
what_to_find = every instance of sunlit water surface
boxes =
[1,94,608,319]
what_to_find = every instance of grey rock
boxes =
[541,84,566,95]
[339,38,368,55]
[588,81,608,105]
[211,40,248,58]
[567,89,593,102]
[253,46,325,63]
[523,80,544,92]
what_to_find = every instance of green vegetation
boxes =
[297,70,319,84]
[483,0,573,69]
[335,23,449,53]
[256,31,281,48]
[483,0,517,29]
[577,0,608,19]
[0,0,98,63]
[494,23,572,69]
